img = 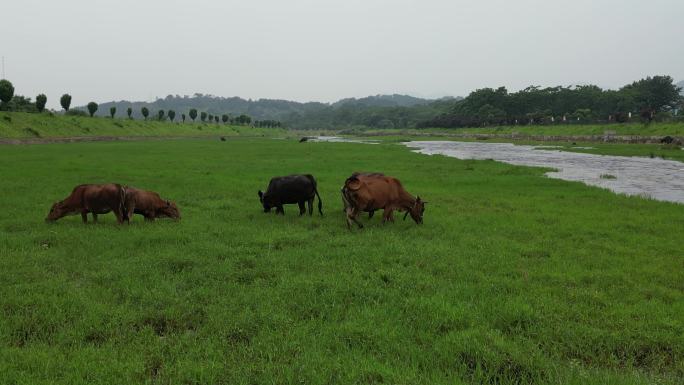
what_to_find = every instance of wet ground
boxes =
[406,141,684,204]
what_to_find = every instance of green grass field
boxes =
[0,112,284,139]
[359,122,684,138]
[1,138,683,385]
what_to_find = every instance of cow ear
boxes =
[166,200,171,207]
[416,196,421,202]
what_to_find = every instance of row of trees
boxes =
[81,103,259,125]
[419,76,683,128]
[0,80,75,113]
[0,79,274,126]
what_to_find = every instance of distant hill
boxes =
[84,94,328,121]
[332,94,435,108]
[77,93,458,126]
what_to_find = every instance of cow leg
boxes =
[298,201,306,216]
[307,198,314,216]
[113,211,124,225]
[276,205,284,215]
[382,208,395,224]
[346,207,363,229]
[368,210,375,219]
[92,213,98,223]
[81,211,88,223]
[145,211,156,222]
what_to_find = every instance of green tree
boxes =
[87,102,98,117]
[141,107,149,120]
[621,75,681,112]
[214,115,219,123]
[236,114,251,125]
[60,94,72,112]
[0,79,14,106]
[158,110,165,120]
[222,114,229,124]
[168,110,176,121]
[181,113,186,123]
[189,109,197,121]
[200,111,207,122]
[35,94,47,113]
[127,107,133,119]
[109,106,116,118]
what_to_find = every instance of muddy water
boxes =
[405,141,684,204]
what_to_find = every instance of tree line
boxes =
[0,79,276,126]
[419,76,683,128]
[2,76,681,130]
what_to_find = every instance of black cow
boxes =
[258,174,323,215]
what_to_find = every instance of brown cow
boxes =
[124,187,180,222]
[341,172,385,218]
[342,174,426,229]
[46,183,126,224]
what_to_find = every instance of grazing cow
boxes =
[124,187,180,222]
[342,174,426,229]
[341,172,385,218]
[46,183,126,224]
[258,174,323,216]
[660,136,674,144]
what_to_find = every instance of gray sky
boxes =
[2,0,683,108]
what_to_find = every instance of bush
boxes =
[65,109,88,117]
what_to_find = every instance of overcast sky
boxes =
[2,0,683,108]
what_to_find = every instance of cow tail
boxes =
[315,186,323,215]
[305,174,323,216]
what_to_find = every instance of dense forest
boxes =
[421,76,683,128]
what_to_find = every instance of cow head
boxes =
[158,200,181,220]
[405,196,427,224]
[45,201,73,222]
[258,190,271,212]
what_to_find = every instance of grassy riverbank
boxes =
[354,122,684,138]
[0,111,284,139]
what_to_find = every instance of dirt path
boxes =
[0,135,259,145]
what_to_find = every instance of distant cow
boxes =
[341,172,385,218]
[258,174,323,215]
[46,183,126,224]
[342,174,426,229]
[124,187,180,222]
[660,136,674,144]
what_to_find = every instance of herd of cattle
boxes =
[46,173,426,229]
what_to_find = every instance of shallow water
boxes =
[405,141,684,204]
[310,136,379,144]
